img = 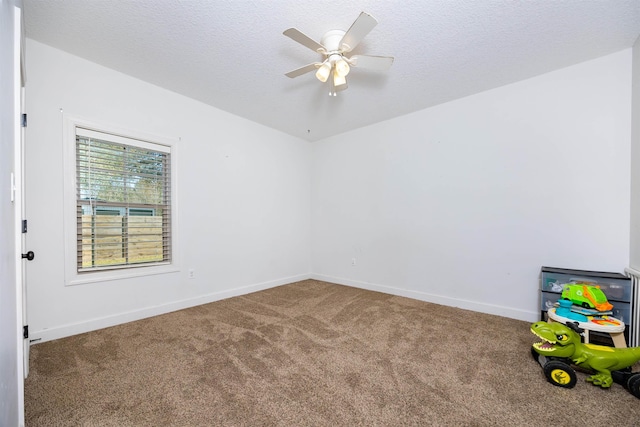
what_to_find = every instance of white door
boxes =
[13,4,29,380]
[19,89,29,378]
[11,4,27,426]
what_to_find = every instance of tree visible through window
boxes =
[76,128,171,271]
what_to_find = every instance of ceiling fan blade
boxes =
[285,63,321,78]
[283,28,325,53]
[349,55,394,71]
[339,12,378,52]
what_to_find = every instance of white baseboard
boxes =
[30,273,310,344]
[310,273,540,323]
[31,272,540,344]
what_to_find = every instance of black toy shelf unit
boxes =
[539,266,635,346]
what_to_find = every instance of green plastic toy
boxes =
[530,321,640,397]
[560,283,613,312]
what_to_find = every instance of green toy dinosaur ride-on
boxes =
[530,321,640,398]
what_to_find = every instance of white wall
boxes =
[25,39,311,342]
[630,37,640,269]
[311,50,632,322]
[0,1,23,425]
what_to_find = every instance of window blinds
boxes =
[75,127,171,271]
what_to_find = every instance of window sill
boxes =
[66,263,180,286]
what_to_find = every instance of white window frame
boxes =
[63,115,179,286]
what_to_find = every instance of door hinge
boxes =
[21,219,27,233]
[23,325,28,339]
[21,113,27,127]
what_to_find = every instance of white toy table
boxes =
[547,307,627,348]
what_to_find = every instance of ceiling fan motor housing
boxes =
[321,30,347,53]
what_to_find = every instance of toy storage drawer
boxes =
[540,291,560,312]
[541,267,632,302]
[611,301,631,325]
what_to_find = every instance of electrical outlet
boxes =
[351,258,356,266]
[188,269,195,279]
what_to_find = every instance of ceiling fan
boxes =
[283,11,394,96]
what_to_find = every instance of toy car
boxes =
[561,283,613,312]
[530,321,640,399]
[531,347,640,398]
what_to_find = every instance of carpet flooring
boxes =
[24,280,640,426]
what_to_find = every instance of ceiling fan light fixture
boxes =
[333,70,347,87]
[315,61,332,82]
[334,57,350,77]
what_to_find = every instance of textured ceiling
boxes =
[23,0,640,142]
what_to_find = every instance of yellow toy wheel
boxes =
[543,360,577,388]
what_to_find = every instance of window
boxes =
[67,124,175,278]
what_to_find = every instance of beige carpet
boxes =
[25,280,640,426]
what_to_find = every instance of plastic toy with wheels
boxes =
[561,283,613,312]
[530,321,640,398]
